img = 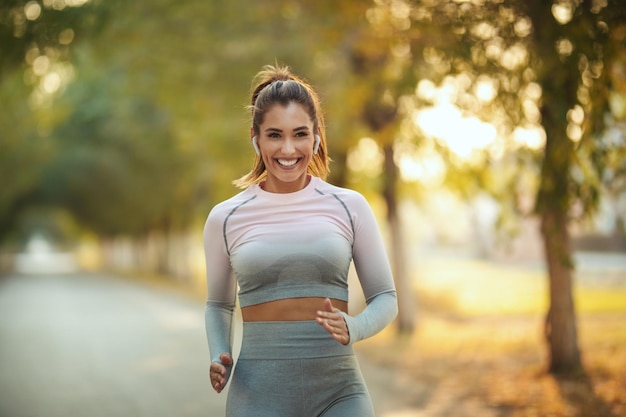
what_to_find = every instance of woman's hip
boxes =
[238,320,354,360]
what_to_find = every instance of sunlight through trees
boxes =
[1,0,625,375]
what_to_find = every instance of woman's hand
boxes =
[316,298,350,345]
[210,352,233,393]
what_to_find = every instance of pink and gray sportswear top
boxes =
[204,176,397,363]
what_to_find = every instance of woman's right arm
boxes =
[203,209,237,385]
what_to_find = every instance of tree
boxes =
[2,0,398,277]
[335,1,423,334]
[0,70,49,243]
[378,0,626,373]
[526,0,626,373]
[0,0,107,245]
[0,0,106,76]
[40,76,188,237]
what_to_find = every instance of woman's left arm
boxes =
[341,193,398,344]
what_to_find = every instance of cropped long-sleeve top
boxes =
[204,176,397,364]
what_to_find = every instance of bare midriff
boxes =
[241,297,348,322]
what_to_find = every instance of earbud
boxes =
[252,136,260,155]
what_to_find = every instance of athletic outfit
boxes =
[204,176,397,416]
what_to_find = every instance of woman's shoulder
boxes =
[315,179,370,207]
[207,188,257,221]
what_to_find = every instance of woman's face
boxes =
[255,101,316,193]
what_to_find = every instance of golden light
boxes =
[29,62,75,107]
[32,55,50,76]
[416,78,437,101]
[513,126,546,149]
[566,105,584,142]
[567,124,583,142]
[514,17,532,38]
[524,82,542,100]
[485,39,504,61]
[552,2,574,25]
[568,105,584,125]
[522,99,541,124]
[59,28,75,45]
[556,38,574,57]
[500,43,528,70]
[475,76,496,103]
[471,22,496,40]
[347,137,383,176]
[414,103,497,159]
[24,1,42,20]
[609,92,626,118]
[43,0,90,10]
[42,72,62,94]
[398,151,445,185]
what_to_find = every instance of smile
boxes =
[276,158,300,167]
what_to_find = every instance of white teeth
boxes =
[277,159,298,167]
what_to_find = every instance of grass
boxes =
[357,255,626,417]
[412,257,626,316]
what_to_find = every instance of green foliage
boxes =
[365,0,626,226]
[39,75,190,236]
[0,0,107,76]
[0,70,52,240]
[0,0,376,243]
[1,0,625,247]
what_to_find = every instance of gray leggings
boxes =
[226,321,374,417]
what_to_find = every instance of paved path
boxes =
[0,272,403,417]
[0,273,225,417]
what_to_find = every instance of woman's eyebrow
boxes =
[264,126,310,133]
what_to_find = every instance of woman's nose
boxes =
[281,138,296,153]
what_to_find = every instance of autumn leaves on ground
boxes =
[357,254,626,417]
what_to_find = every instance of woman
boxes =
[204,65,398,416]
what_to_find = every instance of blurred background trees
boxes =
[1,0,625,375]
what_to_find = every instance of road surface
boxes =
[0,272,225,417]
[0,272,406,417]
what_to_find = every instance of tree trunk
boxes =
[382,143,415,334]
[540,209,581,373]
[536,102,584,373]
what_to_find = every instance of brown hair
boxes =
[233,65,331,188]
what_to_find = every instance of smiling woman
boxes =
[203,65,398,417]
[233,67,330,189]
[254,102,317,193]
